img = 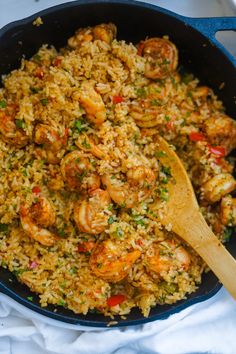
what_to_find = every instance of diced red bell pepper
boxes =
[77,244,87,253]
[113,95,124,104]
[189,132,206,142]
[107,294,126,307]
[32,186,41,195]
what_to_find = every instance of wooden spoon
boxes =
[150,135,236,299]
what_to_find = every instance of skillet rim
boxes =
[0,0,234,327]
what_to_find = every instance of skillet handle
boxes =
[182,16,236,67]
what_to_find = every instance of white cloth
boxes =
[0,288,236,354]
[1,1,236,353]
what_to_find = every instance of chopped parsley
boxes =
[40,98,48,106]
[159,187,169,201]
[27,296,33,302]
[81,138,91,149]
[32,53,41,63]
[161,165,172,177]
[136,87,147,98]
[74,119,87,133]
[13,268,26,277]
[115,227,124,238]
[164,115,171,122]
[132,214,145,226]
[57,228,67,238]
[150,99,162,106]
[155,151,166,158]
[223,227,233,242]
[15,119,26,129]
[162,59,170,65]
[182,73,194,84]
[58,299,66,307]
[0,100,7,108]
[78,170,87,182]
[69,266,78,275]
[30,87,40,94]
[108,216,114,224]
[0,224,9,233]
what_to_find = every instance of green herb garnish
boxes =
[108,216,114,224]
[33,53,41,63]
[223,227,233,242]
[155,151,166,158]
[74,119,87,133]
[0,224,9,233]
[15,119,26,129]
[82,139,91,149]
[58,299,65,306]
[0,100,7,108]
[40,98,48,106]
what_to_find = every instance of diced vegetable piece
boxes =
[107,294,126,307]
[189,132,206,142]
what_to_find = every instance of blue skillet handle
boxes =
[180,16,236,67]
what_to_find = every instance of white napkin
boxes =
[0,288,236,354]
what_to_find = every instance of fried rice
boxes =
[0,23,235,318]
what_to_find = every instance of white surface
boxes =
[0,1,236,353]
[0,289,236,354]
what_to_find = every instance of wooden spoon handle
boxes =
[174,212,236,299]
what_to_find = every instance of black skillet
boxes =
[0,0,235,327]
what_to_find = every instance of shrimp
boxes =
[60,150,100,192]
[68,23,116,48]
[203,114,236,154]
[201,173,236,203]
[138,37,178,79]
[92,23,117,44]
[68,27,94,48]
[144,240,191,275]
[34,124,67,164]
[0,105,28,147]
[102,167,156,208]
[127,166,156,196]
[220,195,236,227]
[102,174,138,208]
[75,133,108,159]
[130,76,179,128]
[77,81,106,125]
[74,189,111,234]
[20,197,57,246]
[90,239,141,282]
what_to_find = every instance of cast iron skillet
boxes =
[0,0,235,327]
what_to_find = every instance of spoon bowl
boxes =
[150,136,236,299]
